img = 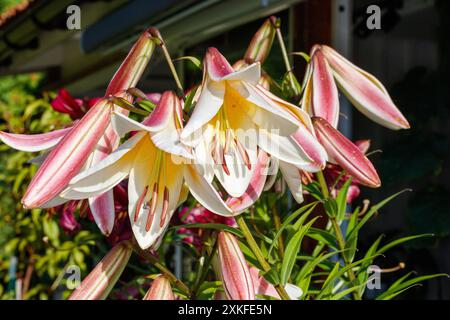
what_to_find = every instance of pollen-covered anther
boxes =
[159,187,169,227]
[235,139,251,170]
[134,185,149,222]
[146,183,159,231]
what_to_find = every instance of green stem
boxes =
[272,204,285,258]
[191,236,218,299]
[132,242,191,297]
[274,20,298,96]
[160,44,184,97]
[235,214,291,300]
[316,171,361,300]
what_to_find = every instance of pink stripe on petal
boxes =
[0,127,72,152]
[69,242,132,300]
[217,231,255,300]
[89,191,115,236]
[322,45,410,130]
[205,47,235,81]
[142,91,176,129]
[312,117,380,188]
[143,275,175,300]
[311,50,340,128]
[22,100,112,208]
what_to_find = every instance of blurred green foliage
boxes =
[0,73,99,299]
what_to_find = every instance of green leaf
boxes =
[335,178,352,221]
[376,234,434,255]
[169,223,243,238]
[291,52,310,63]
[174,56,202,70]
[376,274,448,300]
[267,202,318,257]
[346,189,411,241]
[307,228,339,250]
[280,217,319,285]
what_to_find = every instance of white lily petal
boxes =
[258,129,311,167]
[62,132,145,198]
[220,63,261,83]
[184,165,234,216]
[112,112,157,138]
[279,160,304,203]
[181,81,225,146]
[40,196,69,208]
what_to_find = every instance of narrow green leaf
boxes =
[280,217,319,285]
[170,223,243,238]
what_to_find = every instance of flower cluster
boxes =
[0,17,411,300]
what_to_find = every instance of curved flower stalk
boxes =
[143,275,175,300]
[0,29,157,236]
[181,47,324,198]
[69,241,132,300]
[312,117,381,188]
[62,91,269,249]
[302,45,410,130]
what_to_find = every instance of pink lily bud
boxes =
[22,29,156,209]
[217,231,255,300]
[69,241,132,300]
[244,16,276,64]
[143,275,175,300]
[302,49,340,128]
[320,45,410,130]
[312,117,381,188]
[354,139,371,154]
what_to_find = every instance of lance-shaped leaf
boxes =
[217,231,255,300]
[302,48,340,128]
[143,275,175,300]
[312,117,381,188]
[321,45,410,130]
[244,16,276,64]
[68,242,132,300]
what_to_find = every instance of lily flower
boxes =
[62,91,269,249]
[7,29,157,235]
[302,45,410,130]
[181,47,323,198]
[312,117,381,188]
[143,275,175,300]
[51,88,101,120]
[216,231,255,300]
[69,241,132,300]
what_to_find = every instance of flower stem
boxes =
[272,204,285,258]
[316,171,361,300]
[160,44,185,97]
[273,18,298,96]
[191,236,218,299]
[132,242,191,297]
[235,214,291,300]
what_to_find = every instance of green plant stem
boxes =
[191,236,218,299]
[235,214,291,300]
[316,171,361,300]
[132,242,191,297]
[272,204,285,258]
[274,22,298,95]
[160,44,184,97]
